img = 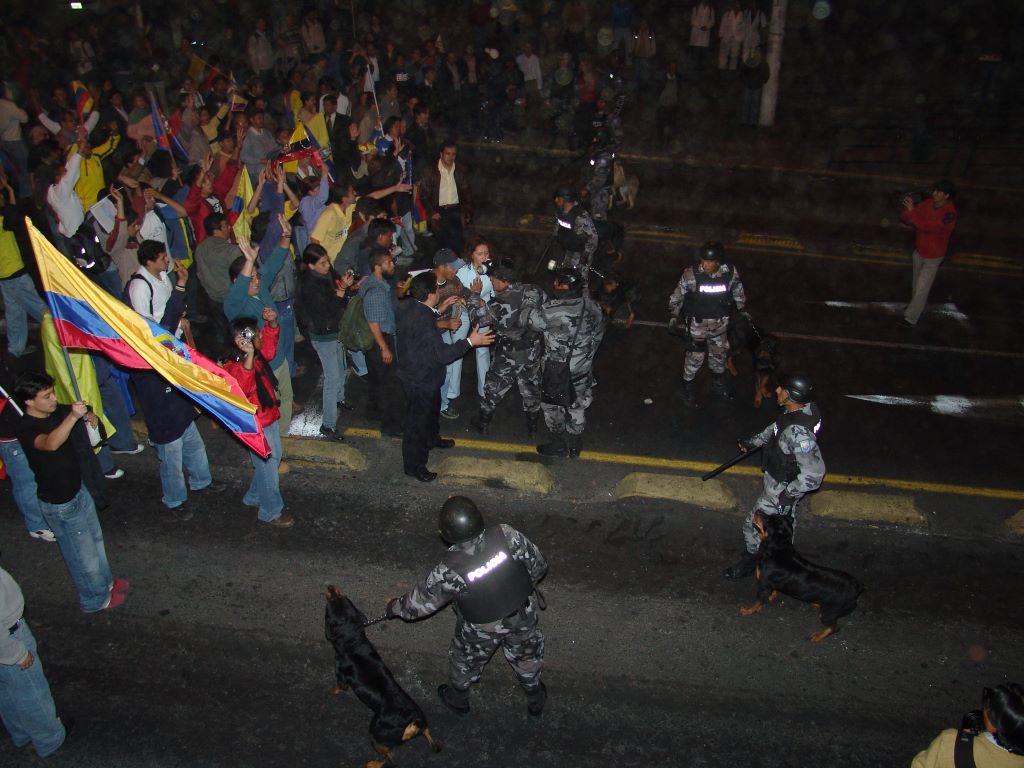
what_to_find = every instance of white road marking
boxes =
[847,394,1024,418]
[817,301,969,324]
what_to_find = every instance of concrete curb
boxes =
[435,456,555,495]
[810,490,926,527]
[1007,510,1024,537]
[281,436,368,472]
[614,472,737,510]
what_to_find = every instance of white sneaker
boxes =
[30,529,57,542]
[110,443,145,455]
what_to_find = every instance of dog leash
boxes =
[362,612,390,628]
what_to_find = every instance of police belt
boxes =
[459,601,529,623]
[498,334,539,351]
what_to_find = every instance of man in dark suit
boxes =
[396,272,494,482]
[419,141,473,254]
[322,95,351,169]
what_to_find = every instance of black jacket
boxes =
[396,298,470,391]
[296,268,346,337]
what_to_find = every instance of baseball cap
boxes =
[433,248,463,269]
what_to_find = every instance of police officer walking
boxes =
[470,261,548,437]
[386,496,549,717]
[522,267,606,458]
[724,373,825,580]
[668,242,746,405]
[552,187,599,290]
[584,95,624,224]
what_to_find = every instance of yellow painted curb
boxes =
[1006,510,1024,537]
[280,436,368,471]
[434,456,555,494]
[614,472,736,509]
[810,490,926,526]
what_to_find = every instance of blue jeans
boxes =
[38,485,113,613]
[153,421,213,508]
[0,620,65,757]
[0,440,46,532]
[349,350,368,377]
[275,299,297,375]
[311,338,348,430]
[0,274,46,356]
[445,310,489,401]
[243,420,284,522]
[92,355,137,452]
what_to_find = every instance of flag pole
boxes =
[0,382,24,416]
[60,346,84,402]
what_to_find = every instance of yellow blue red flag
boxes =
[26,218,270,458]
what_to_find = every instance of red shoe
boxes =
[105,591,127,611]
[111,578,130,594]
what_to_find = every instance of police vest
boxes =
[761,403,823,483]
[556,206,587,252]
[444,526,534,624]
[689,266,734,320]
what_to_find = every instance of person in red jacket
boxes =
[220,310,294,529]
[900,179,957,327]
[184,143,242,246]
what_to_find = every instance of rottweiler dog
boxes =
[324,586,441,768]
[739,512,864,642]
[726,310,782,407]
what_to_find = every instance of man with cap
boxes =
[668,241,746,405]
[552,187,599,290]
[724,372,825,580]
[396,272,494,482]
[386,495,549,717]
[470,260,548,437]
[521,266,605,458]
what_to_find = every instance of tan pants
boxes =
[904,250,944,325]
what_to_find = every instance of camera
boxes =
[240,327,256,342]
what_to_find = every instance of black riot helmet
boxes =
[696,241,726,266]
[552,266,584,296]
[438,496,485,544]
[779,372,816,404]
[553,186,578,203]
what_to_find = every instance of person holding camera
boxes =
[900,179,957,328]
[912,684,1024,768]
[220,310,293,529]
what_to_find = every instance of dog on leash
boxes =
[739,512,864,642]
[726,310,782,407]
[324,586,441,767]
[612,159,640,210]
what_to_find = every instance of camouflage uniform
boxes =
[390,524,548,692]
[522,294,606,436]
[740,402,825,553]
[668,263,746,381]
[553,205,599,290]
[586,108,623,222]
[481,282,548,418]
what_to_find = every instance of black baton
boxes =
[702,446,761,481]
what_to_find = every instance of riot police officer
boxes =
[724,373,826,580]
[552,187,599,291]
[668,241,746,405]
[584,95,624,224]
[521,266,606,458]
[470,261,548,437]
[386,496,549,717]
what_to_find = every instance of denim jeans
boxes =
[0,620,66,757]
[0,274,46,356]
[311,338,347,430]
[0,439,46,532]
[445,309,489,400]
[38,485,113,612]
[153,421,213,508]
[243,419,284,522]
[349,350,368,377]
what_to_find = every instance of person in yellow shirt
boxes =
[67,128,120,213]
[912,684,1024,768]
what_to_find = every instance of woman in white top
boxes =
[447,236,494,409]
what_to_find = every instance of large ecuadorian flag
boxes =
[27,219,270,458]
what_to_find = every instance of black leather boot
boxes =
[437,684,471,715]
[469,409,492,435]
[536,433,568,457]
[525,682,548,718]
[711,372,735,400]
[723,551,758,580]
[525,411,540,437]
[681,379,696,406]
[567,434,582,458]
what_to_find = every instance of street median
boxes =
[281,436,368,472]
[614,472,737,509]
[809,490,926,527]
[434,456,555,494]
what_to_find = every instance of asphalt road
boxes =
[0,442,1021,768]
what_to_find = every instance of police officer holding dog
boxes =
[724,373,825,580]
[668,242,746,406]
[386,496,549,717]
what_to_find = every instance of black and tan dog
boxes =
[739,512,864,642]
[324,586,441,768]
[726,310,782,407]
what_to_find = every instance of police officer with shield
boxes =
[386,496,549,717]
[723,373,826,580]
[668,242,746,406]
[552,187,599,291]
